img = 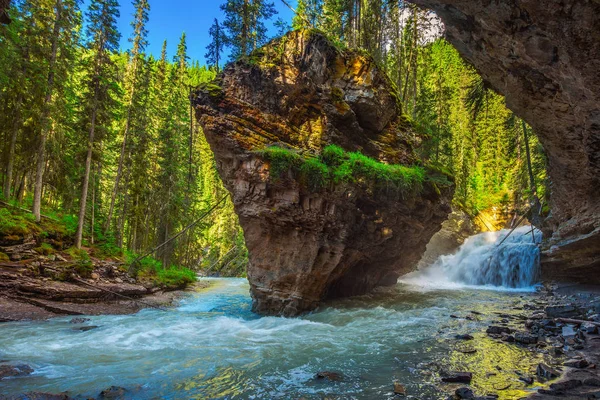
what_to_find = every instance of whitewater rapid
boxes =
[401,225,542,291]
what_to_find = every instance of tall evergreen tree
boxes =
[75,0,121,248]
[205,18,226,71]
[220,0,277,59]
[105,0,150,236]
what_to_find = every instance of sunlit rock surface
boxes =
[194,30,453,316]
[410,0,600,283]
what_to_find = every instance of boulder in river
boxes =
[536,363,560,380]
[0,363,34,380]
[194,30,454,316]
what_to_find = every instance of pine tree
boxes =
[75,0,121,249]
[105,0,150,236]
[205,18,226,71]
[221,0,277,60]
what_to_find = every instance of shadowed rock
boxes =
[410,0,600,283]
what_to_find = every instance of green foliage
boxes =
[0,208,33,237]
[126,251,195,288]
[256,145,426,196]
[0,252,9,261]
[34,243,55,256]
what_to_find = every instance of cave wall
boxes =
[410,0,600,282]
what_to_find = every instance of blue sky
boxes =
[114,0,296,64]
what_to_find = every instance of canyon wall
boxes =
[194,31,453,316]
[411,0,600,283]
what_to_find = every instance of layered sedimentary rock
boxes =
[410,0,600,283]
[194,31,453,316]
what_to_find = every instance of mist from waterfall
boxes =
[401,226,542,291]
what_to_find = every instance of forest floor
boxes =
[0,204,206,322]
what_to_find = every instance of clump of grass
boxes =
[256,144,427,196]
[34,242,55,256]
[126,252,196,289]
[0,251,9,261]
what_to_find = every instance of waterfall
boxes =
[402,226,542,290]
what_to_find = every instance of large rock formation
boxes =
[194,31,453,316]
[410,0,600,283]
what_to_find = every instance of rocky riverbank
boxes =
[441,284,600,400]
[0,242,207,322]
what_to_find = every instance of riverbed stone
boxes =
[564,358,589,368]
[515,332,538,344]
[545,305,580,318]
[536,363,560,379]
[0,363,34,380]
[442,372,473,384]
[486,326,511,335]
[99,386,127,399]
[315,371,343,381]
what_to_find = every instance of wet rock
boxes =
[501,333,515,343]
[536,363,560,379]
[315,371,343,381]
[582,322,599,334]
[549,379,583,391]
[517,373,534,385]
[514,332,538,344]
[584,378,600,387]
[455,334,474,341]
[393,381,406,396]
[99,386,127,399]
[545,305,580,318]
[442,372,473,384]
[69,317,91,324]
[455,387,474,399]
[0,363,34,380]
[486,326,511,335]
[564,358,589,368]
[72,326,99,332]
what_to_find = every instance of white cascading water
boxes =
[401,225,542,290]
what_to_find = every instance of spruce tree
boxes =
[220,0,277,59]
[75,0,120,249]
[205,18,226,71]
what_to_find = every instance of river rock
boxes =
[0,363,34,380]
[72,325,99,332]
[582,322,599,334]
[409,0,600,283]
[194,30,453,316]
[514,332,538,345]
[315,371,343,382]
[486,326,511,335]
[393,381,406,396]
[545,305,580,318]
[455,334,474,341]
[564,358,589,368]
[69,317,91,324]
[584,378,600,387]
[442,372,473,384]
[536,363,560,379]
[99,386,127,398]
[455,387,474,399]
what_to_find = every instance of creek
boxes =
[0,226,553,399]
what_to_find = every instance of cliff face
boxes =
[411,0,600,283]
[194,31,453,316]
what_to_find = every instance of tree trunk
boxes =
[33,0,62,222]
[3,95,21,200]
[75,76,100,249]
